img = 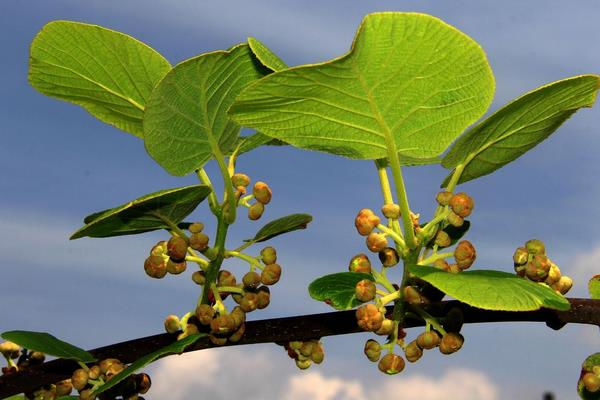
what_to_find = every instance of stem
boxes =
[217,286,244,295]
[377,224,406,249]
[197,169,220,216]
[185,255,210,269]
[375,159,402,235]
[385,151,416,249]
[210,283,227,314]
[213,147,237,225]
[224,250,263,270]
[445,163,466,194]
[379,290,401,305]
[200,215,230,305]
[419,252,453,266]
[410,305,447,335]
[419,209,450,241]
[371,268,396,293]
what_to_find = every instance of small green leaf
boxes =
[29,21,171,137]
[248,37,288,72]
[229,132,287,157]
[3,395,27,400]
[1,331,95,363]
[442,75,600,186]
[143,44,268,176]
[408,265,570,311]
[589,275,600,299]
[230,12,494,161]
[93,333,204,396]
[245,213,312,243]
[71,185,211,239]
[309,272,374,310]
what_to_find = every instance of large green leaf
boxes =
[71,185,211,239]
[93,333,204,396]
[589,275,600,300]
[143,44,268,176]
[1,331,95,363]
[309,272,374,310]
[230,12,494,161]
[29,21,171,137]
[245,213,312,243]
[247,37,288,72]
[229,132,287,157]
[442,75,600,186]
[408,265,570,311]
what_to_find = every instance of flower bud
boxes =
[366,232,388,253]
[513,247,529,266]
[188,222,204,234]
[525,239,546,255]
[248,202,265,220]
[449,192,474,218]
[210,314,236,335]
[295,359,311,370]
[196,304,215,325]
[310,342,325,364]
[257,286,271,309]
[381,204,401,219]
[403,285,423,305]
[439,332,464,354]
[433,259,450,271]
[144,255,167,279]
[355,209,381,236]
[79,389,95,400]
[232,173,250,188]
[240,292,259,312]
[55,379,73,396]
[218,270,237,287]
[416,331,440,350]
[434,231,451,247]
[71,368,89,391]
[378,353,405,375]
[404,340,423,362]
[525,255,550,282]
[88,365,101,380]
[261,263,282,285]
[150,240,168,256]
[208,334,227,346]
[545,262,561,285]
[99,358,123,375]
[191,270,206,285]
[253,181,272,204]
[454,240,476,270]
[552,275,573,295]
[105,362,125,379]
[167,236,188,262]
[446,211,464,227]
[582,372,600,392]
[355,279,376,302]
[349,253,372,273]
[28,351,46,365]
[356,304,384,331]
[135,373,152,395]
[228,322,246,343]
[299,341,315,357]
[242,271,262,289]
[230,306,246,329]
[378,247,399,267]
[0,341,20,359]
[189,232,209,251]
[447,263,461,274]
[164,315,180,334]
[260,246,277,265]
[166,259,187,275]
[364,339,382,362]
[375,319,395,336]
[436,191,453,206]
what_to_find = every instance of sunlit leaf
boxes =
[309,272,374,310]
[1,331,95,363]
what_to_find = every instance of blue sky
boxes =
[1,1,600,399]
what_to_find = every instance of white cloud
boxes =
[149,347,499,400]
[564,244,600,297]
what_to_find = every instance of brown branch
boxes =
[1,298,599,398]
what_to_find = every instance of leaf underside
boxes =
[1,330,96,363]
[246,213,313,243]
[247,37,288,72]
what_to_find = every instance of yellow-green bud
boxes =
[248,202,265,220]
[252,181,272,205]
[164,315,180,334]
[375,319,395,336]
[188,222,204,233]
[232,173,250,187]
[416,331,440,350]
[449,192,474,218]
[582,372,600,392]
[446,211,464,227]
[191,270,206,285]
[454,240,476,270]
[435,231,451,247]
[144,255,167,279]
[261,263,282,285]
[366,232,388,253]
[525,239,546,255]
[0,341,20,359]
[436,191,453,206]
[71,368,89,391]
[356,304,384,331]
[349,253,372,273]
[166,259,187,275]
[439,332,464,354]
[355,279,376,302]
[378,247,399,267]
[381,203,400,219]
[260,246,277,264]
[378,353,405,375]
[242,271,262,289]
[295,359,311,370]
[404,340,423,363]
[364,339,382,362]
[513,247,529,266]
[355,208,381,236]
[189,232,209,251]
[196,304,215,325]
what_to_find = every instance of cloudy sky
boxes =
[1,1,600,399]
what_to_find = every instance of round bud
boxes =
[231,173,250,188]
[252,181,272,204]
[449,192,474,218]
[167,236,188,262]
[582,372,600,392]
[513,247,529,266]
[454,240,476,270]
[378,247,399,267]
[196,304,216,325]
[299,341,315,357]
[404,340,423,363]
[552,275,573,295]
[439,332,464,354]
[189,232,209,251]
[228,322,246,343]
[310,342,325,364]
[166,259,187,275]
[208,334,227,346]
[79,389,95,400]
[242,271,262,289]
[230,306,246,329]
[433,259,450,271]
[105,362,125,379]
[375,319,395,336]
[257,286,271,309]
[261,263,282,285]
[349,253,372,273]
[260,246,277,265]
[447,263,462,274]
[525,255,550,282]
[545,262,561,285]
[364,339,382,362]
[403,285,423,305]
[378,353,405,375]
[239,292,259,312]
[355,209,381,236]
[28,351,46,365]
[416,331,441,350]
[355,279,376,302]
[0,341,20,359]
[191,271,206,285]
[144,255,167,279]
[381,204,401,219]
[218,270,237,287]
[435,231,451,247]
[366,232,388,253]
[88,365,101,380]
[99,358,123,375]
[289,341,303,351]
[210,314,236,335]
[150,241,168,256]
[71,368,89,391]
[248,202,265,220]
[55,379,73,396]
[164,315,180,334]
[135,373,152,395]
[295,359,311,370]
[446,212,464,227]
[525,239,546,256]
[356,304,384,332]
[188,222,204,234]
[436,191,453,206]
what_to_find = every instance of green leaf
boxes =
[245,213,312,243]
[230,12,494,161]
[93,333,204,396]
[589,275,600,299]
[71,185,211,239]
[229,132,287,157]
[309,272,374,310]
[408,265,570,311]
[248,37,288,72]
[143,44,268,176]
[442,75,600,186]
[2,395,27,400]
[29,21,171,137]
[1,331,95,363]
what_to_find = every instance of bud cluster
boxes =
[231,173,273,221]
[579,362,600,395]
[1,342,46,377]
[284,339,325,370]
[513,239,572,294]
